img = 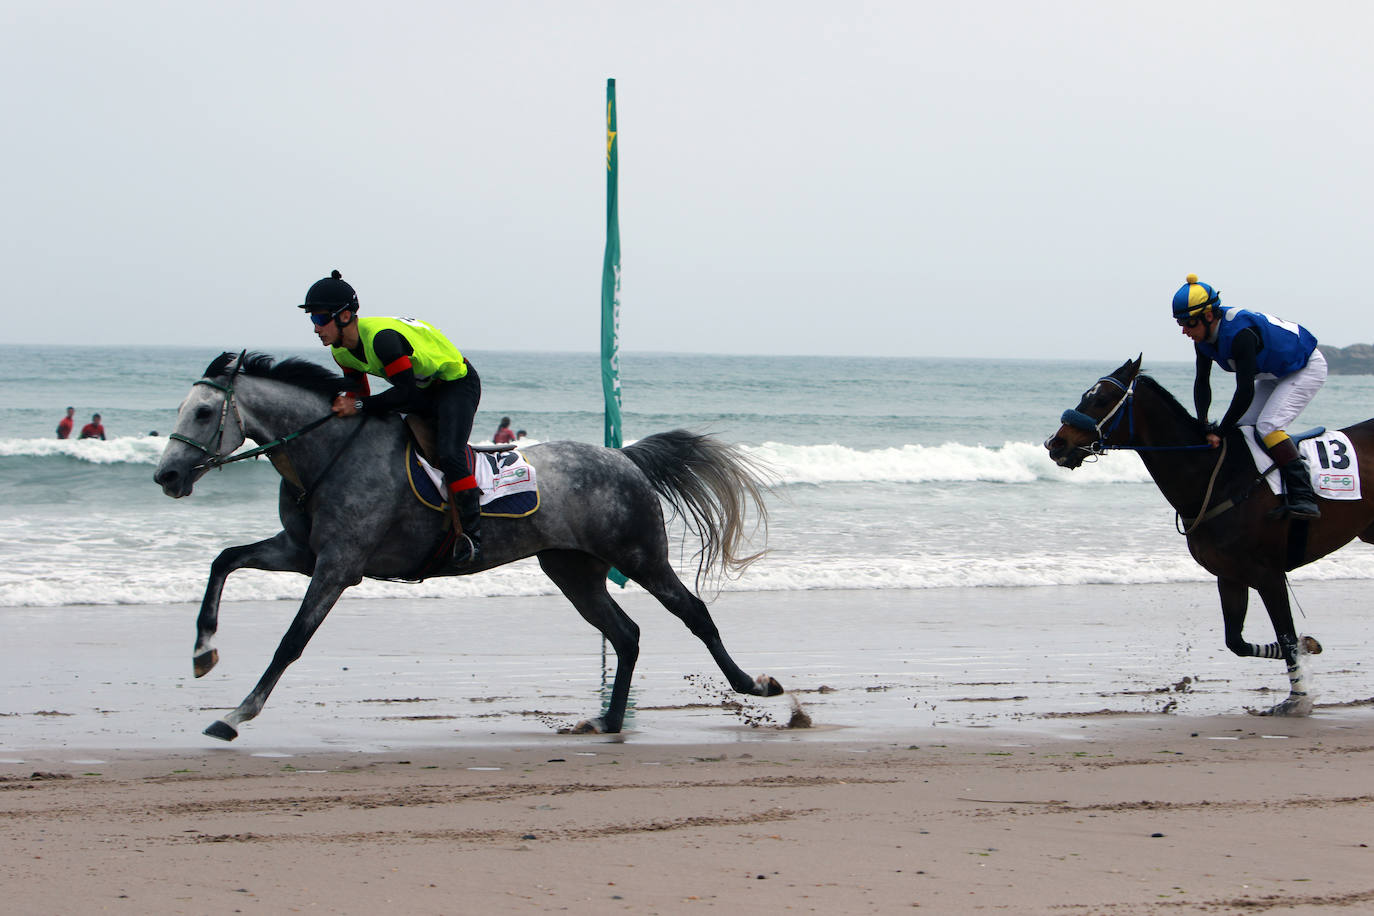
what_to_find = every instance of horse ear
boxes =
[233,350,247,377]
[1130,353,1142,376]
[1114,355,1141,380]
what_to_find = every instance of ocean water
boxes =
[5,344,1374,609]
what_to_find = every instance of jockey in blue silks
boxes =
[1173,272,1326,520]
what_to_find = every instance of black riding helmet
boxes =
[299,270,359,325]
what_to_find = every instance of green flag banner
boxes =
[601,79,622,450]
[601,79,628,587]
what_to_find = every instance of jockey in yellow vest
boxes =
[300,270,483,563]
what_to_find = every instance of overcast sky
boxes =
[3,1,1369,361]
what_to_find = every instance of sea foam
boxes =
[747,441,1153,485]
[0,436,170,465]
[0,435,1154,486]
[6,547,1373,608]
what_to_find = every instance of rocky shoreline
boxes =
[1322,343,1374,374]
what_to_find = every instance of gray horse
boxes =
[154,352,782,741]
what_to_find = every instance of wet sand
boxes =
[4,582,1374,912]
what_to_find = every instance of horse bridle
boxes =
[168,354,249,471]
[1056,373,1221,457]
[1055,374,1138,456]
[1055,372,1231,533]
[168,353,338,475]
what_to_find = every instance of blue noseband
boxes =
[1058,374,1134,452]
[1060,408,1100,432]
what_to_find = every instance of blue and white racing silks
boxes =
[1195,308,1318,379]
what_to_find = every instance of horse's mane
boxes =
[203,351,349,399]
[1135,374,1209,438]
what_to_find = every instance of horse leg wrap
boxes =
[1246,642,1283,659]
[1287,662,1308,697]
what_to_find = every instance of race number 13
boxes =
[1314,439,1351,470]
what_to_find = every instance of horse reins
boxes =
[1059,374,1229,533]
[1177,439,1229,534]
[287,415,370,506]
[169,354,366,504]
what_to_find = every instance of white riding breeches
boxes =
[1237,348,1328,440]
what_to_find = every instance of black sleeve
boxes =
[1192,348,1213,423]
[1217,328,1259,432]
[358,329,430,414]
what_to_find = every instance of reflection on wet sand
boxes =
[2,581,1372,753]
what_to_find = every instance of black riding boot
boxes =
[1267,437,1321,521]
[447,489,483,564]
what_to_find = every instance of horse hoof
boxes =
[558,718,603,735]
[755,674,784,697]
[204,719,239,741]
[193,649,219,678]
[1262,695,1314,718]
[1300,635,1323,655]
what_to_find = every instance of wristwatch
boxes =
[353,399,365,412]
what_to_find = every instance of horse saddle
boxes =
[1240,425,1362,501]
[403,416,539,517]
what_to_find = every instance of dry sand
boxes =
[5,713,1374,915]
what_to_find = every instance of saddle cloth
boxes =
[1240,426,1362,501]
[406,444,540,517]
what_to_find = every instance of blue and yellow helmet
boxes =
[1171,273,1220,320]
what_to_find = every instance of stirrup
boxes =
[452,532,481,565]
[1269,500,1321,521]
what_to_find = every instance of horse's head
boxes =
[1044,355,1143,469]
[154,352,250,498]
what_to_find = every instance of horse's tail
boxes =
[621,430,773,591]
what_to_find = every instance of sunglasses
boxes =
[309,311,339,327]
[1177,316,1204,328]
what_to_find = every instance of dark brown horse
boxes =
[1045,356,1374,714]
